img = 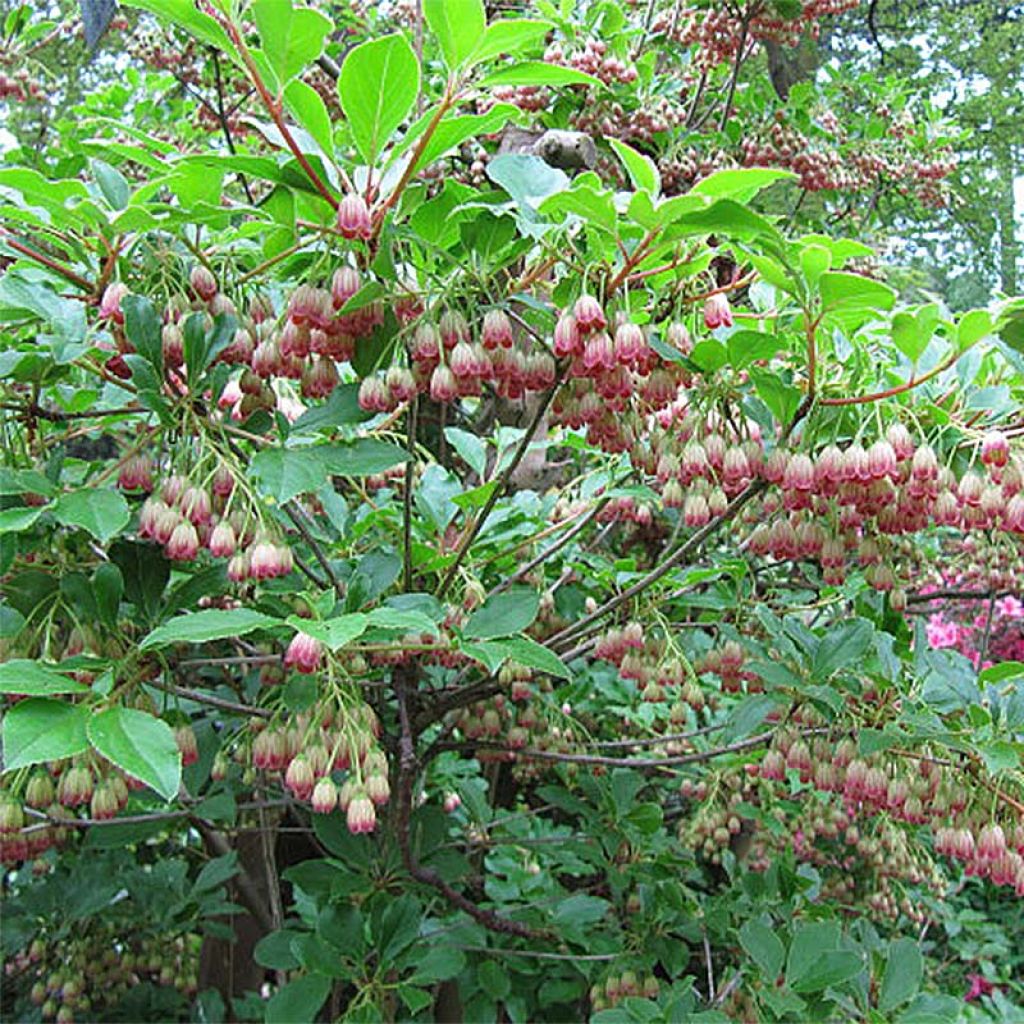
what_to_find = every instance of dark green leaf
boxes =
[879,938,922,1012]
[463,588,540,639]
[139,608,281,650]
[264,973,331,1024]
[739,919,785,978]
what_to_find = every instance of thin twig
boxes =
[394,663,543,939]
[283,500,345,600]
[436,369,565,600]
[545,479,767,651]
[148,677,272,718]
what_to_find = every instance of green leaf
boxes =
[88,707,181,800]
[727,329,782,369]
[812,620,872,679]
[0,505,45,534]
[608,138,659,195]
[252,0,331,85]
[289,613,369,651]
[398,985,433,1014]
[690,168,796,202]
[497,634,571,680]
[892,311,929,363]
[957,308,992,350]
[365,607,440,637]
[93,562,124,627]
[254,929,303,970]
[726,694,781,741]
[463,588,540,639]
[290,384,371,434]
[319,438,409,477]
[140,608,281,650]
[470,19,553,64]
[879,938,922,1012]
[444,427,487,477]
[789,951,863,993]
[552,893,609,928]
[193,851,240,894]
[339,33,420,166]
[0,468,54,498]
[53,489,130,544]
[409,104,520,172]
[786,921,840,986]
[478,61,603,89]
[119,0,233,52]
[91,158,130,210]
[284,79,334,160]
[265,973,331,1024]
[251,448,326,504]
[819,272,896,312]
[122,294,164,371]
[424,0,485,69]
[0,660,88,696]
[739,919,785,979]
[978,740,1019,775]
[410,945,467,984]
[477,960,511,1001]
[750,367,802,426]
[1,698,90,770]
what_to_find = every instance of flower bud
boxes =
[337,193,372,240]
[284,632,323,674]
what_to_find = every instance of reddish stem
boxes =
[1,231,93,292]
[820,351,961,407]
[214,14,339,211]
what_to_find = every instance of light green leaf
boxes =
[339,34,420,166]
[91,159,131,210]
[88,706,181,801]
[365,608,440,637]
[0,660,89,696]
[609,138,659,195]
[2,698,90,769]
[284,79,334,161]
[470,19,553,64]
[444,427,487,477]
[252,0,331,85]
[819,271,896,312]
[957,308,992,350]
[0,505,46,534]
[789,951,863,993]
[424,0,485,69]
[690,168,796,202]
[288,613,369,651]
[140,609,281,650]
[478,61,603,89]
[53,489,130,544]
[119,0,233,53]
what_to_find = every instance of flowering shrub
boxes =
[1,1,1023,1022]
